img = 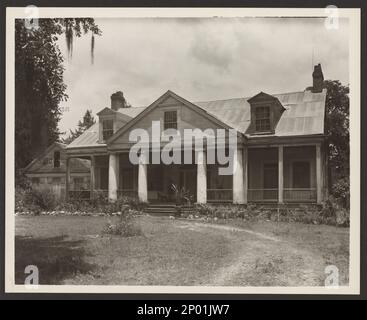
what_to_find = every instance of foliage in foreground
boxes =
[193,197,349,227]
[15,186,146,215]
[102,209,144,237]
[16,185,348,227]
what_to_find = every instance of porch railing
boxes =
[118,189,138,198]
[248,189,278,202]
[207,189,233,202]
[284,188,316,202]
[68,190,91,200]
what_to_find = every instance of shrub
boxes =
[102,211,143,237]
[25,186,58,212]
[331,177,350,209]
[194,203,254,220]
[15,187,31,212]
[120,196,147,211]
[194,203,218,217]
[15,171,31,190]
[320,196,349,227]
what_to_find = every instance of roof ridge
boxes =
[194,97,245,104]
[194,90,307,105]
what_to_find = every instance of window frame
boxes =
[102,119,114,141]
[255,106,271,132]
[163,110,178,130]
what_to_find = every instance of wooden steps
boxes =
[144,204,195,216]
[144,204,177,216]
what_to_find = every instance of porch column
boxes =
[278,145,284,203]
[243,147,248,204]
[65,157,71,201]
[90,155,95,199]
[138,152,148,203]
[196,149,207,204]
[316,143,322,204]
[108,153,119,202]
[233,148,245,204]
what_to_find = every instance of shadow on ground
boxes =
[15,235,98,285]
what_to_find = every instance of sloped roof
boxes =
[67,123,102,148]
[24,141,90,173]
[67,89,326,149]
[196,89,326,136]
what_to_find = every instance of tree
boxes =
[62,109,96,144]
[323,80,349,181]
[15,18,101,171]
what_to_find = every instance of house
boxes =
[23,142,91,199]
[65,64,328,205]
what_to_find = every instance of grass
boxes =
[15,215,349,286]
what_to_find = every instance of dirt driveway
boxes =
[15,215,349,286]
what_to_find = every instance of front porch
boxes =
[65,144,325,204]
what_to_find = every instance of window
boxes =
[292,162,311,188]
[102,119,114,140]
[52,177,61,184]
[31,177,40,185]
[54,151,60,168]
[255,106,271,132]
[73,177,84,190]
[164,111,177,130]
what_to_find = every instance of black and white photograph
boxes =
[4,6,361,295]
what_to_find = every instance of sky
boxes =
[58,17,349,135]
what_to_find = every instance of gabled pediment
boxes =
[247,91,278,104]
[107,90,239,146]
[23,142,66,172]
[97,107,117,116]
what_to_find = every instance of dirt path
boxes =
[174,220,326,286]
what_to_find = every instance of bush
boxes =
[331,177,350,209]
[102,211,143,237]
[320,196,349,226]
[25,186,58,212]
[193,201,349,227]
[194,203,257,220]
[15,187,31,212]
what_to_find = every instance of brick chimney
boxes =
[312,64,324,93]
[110,91,127,110]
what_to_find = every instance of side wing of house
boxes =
[24,142,91,199]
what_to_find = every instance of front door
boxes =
[263,163,278,200]
[179,166,197,202]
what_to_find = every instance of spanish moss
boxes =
[91,33,95,64]
[65,24,73,59]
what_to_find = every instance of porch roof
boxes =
[66,89,326,149]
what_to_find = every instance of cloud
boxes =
[57,17,349,135]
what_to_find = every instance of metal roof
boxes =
[196,89,326,136]
[67,89,326,149]
[67,123,104,148]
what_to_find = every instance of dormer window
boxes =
[102,119,114,140]
[255,106,271,132]
[247,92,285,135]
[164,110,177,130]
